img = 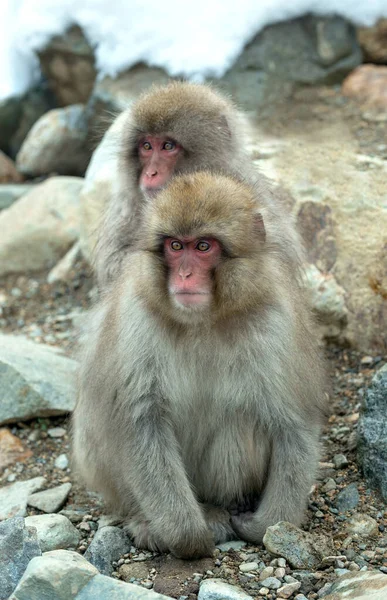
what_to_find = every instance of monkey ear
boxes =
[254,213,266,242]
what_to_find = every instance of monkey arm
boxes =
[123,396,214,558]
[231,424,319,542]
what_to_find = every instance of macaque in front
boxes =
[73,172,326,559]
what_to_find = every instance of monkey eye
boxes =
[170,240,183,251]
[196,241,210,252]
[142,141,152,151]
[163,141,176,151]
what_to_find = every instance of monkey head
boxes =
[121,82,244,197]
[137,172,268,326]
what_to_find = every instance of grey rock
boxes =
[25,514,80,552]
[277,581,301,598]
[16,105,90,177]
[54,454,69,470]
[0,184,36,211]
[336,483,360,512]
[9,549,98,600]
[358,364,387,501]
[0,334,77,425]
[59,509,88,523]
[322,570,387,599]
[216,539,246,552]
[0,477,46,520]
[0,177,82,277]
[0,517,41,600]
[260,577,281,589]
[78,573,171,600]
[345,513,379,538]
[333,454,349,469]
[84,525,131,576]
[198,579,253,600]
[263,521,333,570]
[48,427,67,438]
[27,483,72,513]
[239,561,259,572]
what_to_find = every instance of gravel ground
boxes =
[0,87,386,599]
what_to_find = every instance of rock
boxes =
[47,427,67,438]
[119,562,150,581]
[0,184,36,211]
[259,567,274,580]
[219,15,361,110]
[37,25,96,106]
[0,177,82,276]
[260,577,281,589]
[216,539,246,551]
[0,334,77,425]
[78,110,125,263]
[0,428,32,471]
[336,483,360,512]
[277,581,301,598]
[358,365,387,501]
[357,19,387,64]
[198,579,253,600]
[84,525,131,576]
[47,242,82,284]
[24,514,80,552]
[322,479,337,493]
[9,549,98,600]
[342,64,387,108]
[322,570,387,599]
[239,562,259,572]
[16,105,90,177]
[0,517,41,600]
[333,454,349,469]
[302,264,348,340]
[0,97,23,155]
[263,521,333,570]
[54,454,69,470]
[0,151,23,183]
[27,483,72,513]
[0,477,46,520]
[345,513,379,538]
[77,572,171,599]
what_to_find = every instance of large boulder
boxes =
[16,106,90,177]
[0,176,82,276]
[358,364,387,501]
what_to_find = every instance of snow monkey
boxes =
[73,171,326,559]
[95,81,255,288]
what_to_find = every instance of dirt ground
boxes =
[0,86,386,599]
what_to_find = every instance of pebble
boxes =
[217,540,246,551]
[239,562,258,572]
[277,581,301,598]
[27,482,72,513]
[25,513,80,552]
[47,427,67,438]
[333,454,349,469]
[259,567,274,580]
[275,567,286,578]
[277,558,287,568]
[322,478,337,492]
[0,476,46,520]
[84,526,132,576]
[335,568,351,576]
[198,579,253,600]
[258,588,269,596]
[54,454,69,469]
[260,577,281,590]
[336,483,360,512]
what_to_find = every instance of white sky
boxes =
[0,0,386,100]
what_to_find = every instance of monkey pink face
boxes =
[164,237,222,309]
[139,136,182,194]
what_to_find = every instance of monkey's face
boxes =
[164,236,222,316]
[138,136,183,195]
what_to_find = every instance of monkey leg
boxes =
[201,505,236,544]
[231,427,319,543]
[125,517,169,553]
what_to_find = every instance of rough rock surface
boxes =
[322,570,387,599]
[0,177,82,276]
[24,514,80,552]
[84,525,131,576]
[0,517,41,600]
[27,482,72,513]
[0,184,36,211]
[16,105,90,176]
[198,579,253,600]
[342,65,387,108]
[358,364,387,500]
[0,151,23,183]
[0,477,46,520]
[263,521,333,569]
[0,334,77,425]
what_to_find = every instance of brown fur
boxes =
[74,172,326,558]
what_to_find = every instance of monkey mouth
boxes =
[173,292,210,308]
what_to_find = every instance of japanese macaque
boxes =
[74,171,325,559]
[95,81,253,287]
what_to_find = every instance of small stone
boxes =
[0,477,46,520]
[295,595,308,600]
[239,562,259,573]
[333,454,348,469]
[275,567,286,579]
[79,521,91,532]
[335,568,351,576]
[315,510,324,518]
[258,588,269,597]
[216,540,246,552]
[260,577,281,590]
[0,428,32,470]
[277,581,301,598]
[25,513,80,552]
[84,526,131,576]
[317,582,332,597]
[322,478,337,492]
[277,558,286,568]
[47,427,67,438]
[349,561,361,571]
[345,513,379,538]
[28,482,72,513]
[259,566,274,580]
[336,483,360,512]
[54,454,69,469]
[119,562,149,582]
[198,579,253,600]
[59,509,87,523]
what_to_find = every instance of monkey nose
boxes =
[146,169,158,177]
[179,269,192,280]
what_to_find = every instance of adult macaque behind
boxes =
[74,171,326,559]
